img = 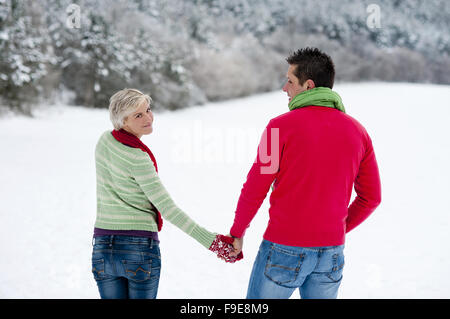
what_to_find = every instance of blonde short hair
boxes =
[109,88,152,130]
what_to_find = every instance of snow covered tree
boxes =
[0,0,54,114]
[0,0,448,115]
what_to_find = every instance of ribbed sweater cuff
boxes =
[229,224,245,239]
[191,225,217,249]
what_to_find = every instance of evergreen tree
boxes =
[0,0,53,114]
[0,0,448,115]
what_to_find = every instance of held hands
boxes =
[209,234,243,263]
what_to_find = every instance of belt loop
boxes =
[92,237,95,246]
[109,235,114,247]
[149,238,153,249]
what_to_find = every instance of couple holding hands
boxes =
[92,48,381,299]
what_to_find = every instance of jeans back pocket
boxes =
[92,258,109,281]
[264,245,305,287]
[122,260,152,282]
[326,251,345,283]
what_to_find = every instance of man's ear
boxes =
[306,79,316,90]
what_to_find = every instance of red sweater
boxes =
[230,106,381,247]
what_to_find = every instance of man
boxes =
[229,47,382,299]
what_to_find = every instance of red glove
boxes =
[209,234,243,263]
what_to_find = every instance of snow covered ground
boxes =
[0,82,449,298]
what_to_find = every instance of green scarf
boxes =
[288,87,346,113]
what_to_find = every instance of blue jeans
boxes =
[91,235,161,299]
[247,240,344,299]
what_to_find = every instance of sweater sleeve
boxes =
[230,121,280,238]
[131,155,216,249]
[346,134,382,233]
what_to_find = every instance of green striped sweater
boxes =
[94,131,216,249]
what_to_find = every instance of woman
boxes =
[92,88,241,299]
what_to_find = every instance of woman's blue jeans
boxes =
[91,235,161,299]
[247,239,345,299]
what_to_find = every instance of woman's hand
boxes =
[209,234,243,263]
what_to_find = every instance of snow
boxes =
[0,82,449,299]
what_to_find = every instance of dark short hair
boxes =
[286,47,335,89]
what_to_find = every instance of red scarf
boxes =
[111,129,163,231]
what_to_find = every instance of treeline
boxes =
[0,0,448,115]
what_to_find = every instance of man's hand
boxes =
[229,236,243,257]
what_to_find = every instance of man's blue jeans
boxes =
[91,235,161,299]
[247,239,345,299]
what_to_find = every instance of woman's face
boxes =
[122,101,154,139]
